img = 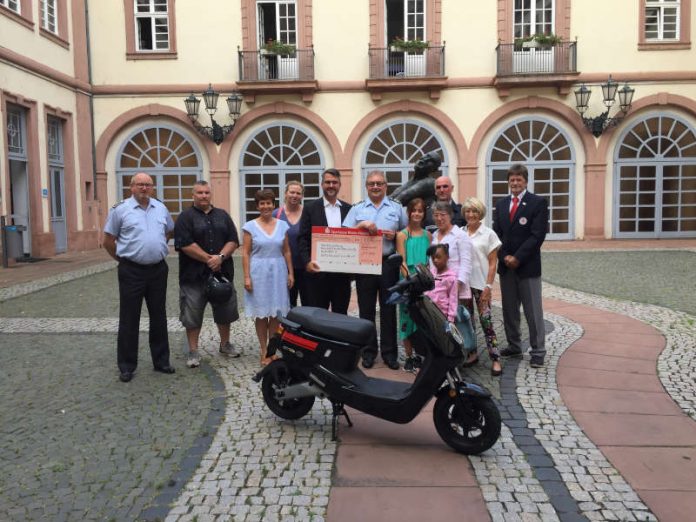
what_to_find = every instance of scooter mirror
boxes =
[385,252,403,269]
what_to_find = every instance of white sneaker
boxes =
[219,342,241,358]
[186,352,200,368]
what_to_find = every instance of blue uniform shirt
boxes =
[104,196,174,265]
[342,197,407,256]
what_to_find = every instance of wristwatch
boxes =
[218,253,225,260]
[485,283,493,289]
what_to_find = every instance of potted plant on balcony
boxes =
[516,33,562,50]
[262,39,296,57]
[390,37,429,54]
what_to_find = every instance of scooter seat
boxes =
[287,306,376,345]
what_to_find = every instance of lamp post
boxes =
[574,76,635,137]
[184,84,243,145]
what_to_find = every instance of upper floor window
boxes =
[514,0,554,39]
[645,0,680,40]
[0,0,20,13]
[386,0,425,43]
[135,0,169,51]
[40,0,57,33]
[257,1,296,47]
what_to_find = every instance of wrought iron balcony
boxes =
[494,40,579,96]
[236,48,318,104]
[238,48,315,82]
[368,45,445,79]
[496,40,577,77]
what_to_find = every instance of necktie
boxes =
[510,196,519,222]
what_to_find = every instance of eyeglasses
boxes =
[366,181,385,187]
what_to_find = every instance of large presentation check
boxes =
[310,226,382,275]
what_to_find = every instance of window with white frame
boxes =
[40,0,57,33]
[135,0,169,51]
[386,0,425,43]
[513,0,554,39]
[645,0,680,40]
[0,0,20,13]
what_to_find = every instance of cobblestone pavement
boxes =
[0,249,694,521]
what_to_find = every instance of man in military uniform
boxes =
[174,180,240,368]
[343,171,407,370]
[103,172,176,383]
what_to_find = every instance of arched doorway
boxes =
[614,113,696,237]
[116,125,202,219]
[239,123,324,222]
[486,117,575,239]
[362,120,448,196]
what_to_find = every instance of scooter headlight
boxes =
[446,322,465,347]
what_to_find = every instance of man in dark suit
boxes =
[492,164,549,368]
[297,168,353,314]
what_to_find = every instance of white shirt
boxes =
[466,224,502,291]
[323,197,342,228]
[509,190,527,212]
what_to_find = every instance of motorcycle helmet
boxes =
[205,273,233,304]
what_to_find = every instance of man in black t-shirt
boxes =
[174,180,240,368]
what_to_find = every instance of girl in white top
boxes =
[462,197,502,376]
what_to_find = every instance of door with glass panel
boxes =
[257,1,298,80]
[362,120,447,197]
[7,106,31,256]
[47,117,67,253]
[614,113,696,237]
[513,0,555,74]
[487,117,575,239]
[385,0,426,77]
[240,123,323,222]
[116,126,202,220]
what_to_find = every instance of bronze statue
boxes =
[391,151,442,207]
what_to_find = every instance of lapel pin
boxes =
[519,217,528,225]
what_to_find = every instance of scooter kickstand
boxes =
[331,402,353,441]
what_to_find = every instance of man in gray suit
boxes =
[492,164,548,368]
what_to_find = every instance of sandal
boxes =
[491,360,503,377]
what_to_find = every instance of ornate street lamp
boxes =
[574,76,635,137]
[184,84,243,145]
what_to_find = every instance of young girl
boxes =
[395,198,431,372]
[424,244,459,324]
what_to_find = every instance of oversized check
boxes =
[310,226,382,275]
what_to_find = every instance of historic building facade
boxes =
[2,0,695,258]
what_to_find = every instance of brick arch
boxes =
[343,100,468,169]
[597,93,696,160]
[219,101,343,171]
[95,103,217,173]
[467,96,597,166]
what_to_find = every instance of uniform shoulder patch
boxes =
[111,200,126,209]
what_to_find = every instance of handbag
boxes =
[455,304,477,352]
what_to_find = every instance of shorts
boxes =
[179,281,239,329]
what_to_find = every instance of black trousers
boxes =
[356,259,400,361]
[289,268,308,308]
[117,260,171,373]
[304,272,352,314]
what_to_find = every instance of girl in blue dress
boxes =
[242,189,294,365]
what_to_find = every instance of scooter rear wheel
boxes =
[433,393,501,455]
[261,365,315,420]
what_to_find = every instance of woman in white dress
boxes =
[242,189,294,365]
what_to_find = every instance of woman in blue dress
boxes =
[242,189,294,365]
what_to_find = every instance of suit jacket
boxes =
[297,197,352,268]
[492,191,548,278]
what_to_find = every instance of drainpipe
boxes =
[84,0,97,201]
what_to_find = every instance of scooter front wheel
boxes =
[433,393,501,455]
[261,364,315,420]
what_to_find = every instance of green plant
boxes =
[263,39,296,55]
[390,37,429,52]
[514,33,563,48]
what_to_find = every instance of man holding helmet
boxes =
[175,180,240,368]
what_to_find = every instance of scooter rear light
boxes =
[281,331,319,351]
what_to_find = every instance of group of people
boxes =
[103,163,548,383]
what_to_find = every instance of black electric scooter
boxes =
[253,260,501,455]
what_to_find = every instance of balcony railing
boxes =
[496,41,577,77]
[368,45,445,79]
[238,48,315,82]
